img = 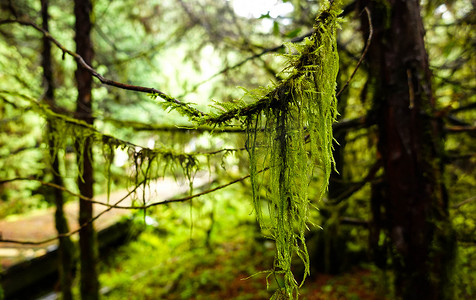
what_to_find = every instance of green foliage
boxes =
[99,183,275,300]
[454,244,476,298]
[0,93,45,216]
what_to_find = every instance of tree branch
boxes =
[445,125,476,133]
[0,169,266,245]
[0,180,144,245]
[340,217,369,227]
[0,3,342,126]
[452,196,476,209]
[328,160,382,203]
[0,18,207,120]
[450,102,476,114]
[102,118,244,133]
[0,90,238,159]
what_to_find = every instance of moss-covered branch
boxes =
[0,90,235,162]
[0,18,207,121]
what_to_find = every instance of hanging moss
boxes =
[246,2,341,298]
[0,91,203,209]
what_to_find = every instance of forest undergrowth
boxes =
[92,176,476,300]
[87,179,462,300]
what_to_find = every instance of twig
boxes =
[0,180,144,245]
[102,118,245,133]
[445,125,476,133]
[452,196,476,209]
[336,7,373,98]
[0,169,269,245]
[178,31,314,98]
[120,173,252,209]
[340,217,369,227]
[328,159,381,202]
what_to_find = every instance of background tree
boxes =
[40,0,76,298]
[358,0,456,298]
[73,0,99,299]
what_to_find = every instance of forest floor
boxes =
[98,227,392,300]
[94,181,393,300]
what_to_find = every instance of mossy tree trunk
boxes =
[359,0,456,299]
[40,1,76,298]
[74,0,99,299]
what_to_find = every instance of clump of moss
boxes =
[246,2,341,298]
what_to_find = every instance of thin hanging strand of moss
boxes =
[246,1,342,298]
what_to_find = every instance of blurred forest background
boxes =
[0,0,475,299]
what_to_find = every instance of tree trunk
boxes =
[40,1,76,298]
[74,0,99,299]
[359,0,456,299]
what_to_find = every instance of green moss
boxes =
[246,2,341,298]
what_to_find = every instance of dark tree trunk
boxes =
[74,0,99,299]
[40,1,76,298]
[360,1,455,299]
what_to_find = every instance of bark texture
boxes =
[360,0,455,299]
[41,1,76,298]
[74,0,99,299]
